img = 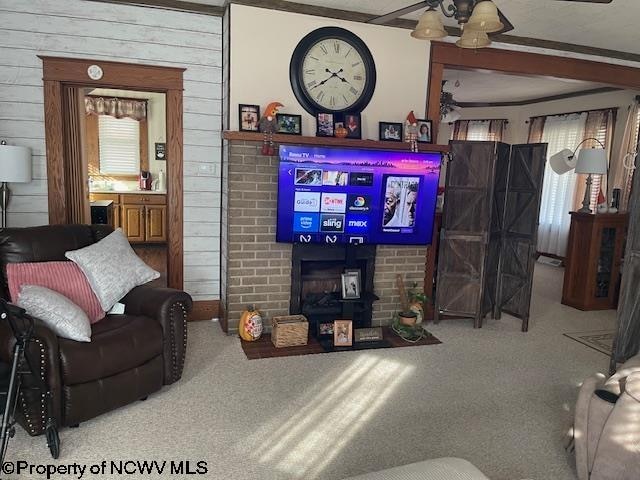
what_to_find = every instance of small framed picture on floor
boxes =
[334,320,353,347]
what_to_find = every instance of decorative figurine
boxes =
[258,102,283,155]
[405,111,419,152]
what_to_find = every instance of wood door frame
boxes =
[41,56,185,290]
[427,42,640,140]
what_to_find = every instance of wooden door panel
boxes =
[145,205,167,243]
[121,204,145,243]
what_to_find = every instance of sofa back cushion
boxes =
[7,261,105,323]
[0,224,113,300]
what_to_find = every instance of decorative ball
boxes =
[334,125,348,138]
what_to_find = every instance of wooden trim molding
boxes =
[222,131,450,153]
[40,56,185,91]
[189,300,221,321]
[457,87,623,108]
[41,56,185,291]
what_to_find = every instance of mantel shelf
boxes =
[223,131,450,153]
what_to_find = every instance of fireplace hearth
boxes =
[290,244,377,336]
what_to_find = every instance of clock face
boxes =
[290,27,376,114]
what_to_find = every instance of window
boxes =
[98,116,140,175]
[452,119,506,142]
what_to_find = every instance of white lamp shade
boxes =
[549,149,577,175]
[575,148,607,174]
[0,144,32,183]
[442,106,462,123]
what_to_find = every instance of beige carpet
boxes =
[7,264,617,480]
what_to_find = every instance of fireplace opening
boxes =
[290,244,377,336]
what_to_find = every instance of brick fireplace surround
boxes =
[221,134,438,333]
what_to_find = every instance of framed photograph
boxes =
[354,327,383,343]
[344,113,361,139]
[341,269,361,299]
[334,320,353,347]
[239,104,260,132]
[316,112,334,137]
[417,119,433,143]
[318,322,334,337]
[379,122,403,142]
[276,113,302,135]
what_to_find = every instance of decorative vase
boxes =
[334,125,348,138]
[239,305,263,341]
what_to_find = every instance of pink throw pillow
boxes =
[7,262,105,323]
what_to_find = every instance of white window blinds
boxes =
[98,116,140,175]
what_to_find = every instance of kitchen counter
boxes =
[90,189,167,195]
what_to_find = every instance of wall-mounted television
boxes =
[276,145,441,245]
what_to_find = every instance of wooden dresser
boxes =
[562,212,628,310]
[89,192,167,244]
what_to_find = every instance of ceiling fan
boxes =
[369,0,614,48]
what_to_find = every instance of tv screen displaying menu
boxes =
[276,145,441,245]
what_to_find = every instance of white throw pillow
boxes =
[17,285,91,342]
[65,229,159,311]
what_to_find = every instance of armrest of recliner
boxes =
[121,285,193,385]
[0,317,62,436]
[574,373,607,480]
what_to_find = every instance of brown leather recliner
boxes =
[0,224,193,435]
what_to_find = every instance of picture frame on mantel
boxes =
[334,320,353,347]
[239,104,260,132]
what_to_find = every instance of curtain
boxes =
[85,96,147,121]
[537,113,587,256]
[611,101,640,212]
[572,109,615,212]
[488,119,506,142]
[527,116,546,143]
[452,119,505,141]
[452,120,469,140]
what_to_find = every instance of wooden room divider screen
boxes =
[435,141,547,331]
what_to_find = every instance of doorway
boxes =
[41,56,185,290]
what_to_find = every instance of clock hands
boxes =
[310,68,346,89]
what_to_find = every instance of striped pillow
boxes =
[7,261,105,323]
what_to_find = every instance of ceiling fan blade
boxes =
[494,7,514,35]
[554,0,613,3]
[367,1,427,25]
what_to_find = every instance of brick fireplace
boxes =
[221,136,428,333]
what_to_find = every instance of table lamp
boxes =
[575,145,607,214]
[0,141,32,228]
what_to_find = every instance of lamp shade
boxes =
[466,1,504,33]
[0,144,32,182]
[411,9,447,39]
[456,29,491,49]
[549,149,577,175]
[441,106,462,123]
[575,148,607,174]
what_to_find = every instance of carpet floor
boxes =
[8,263,617,480]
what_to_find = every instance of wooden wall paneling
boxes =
[495,143,548,332]
[167,89,184,291]
[43,81,66,224]
[189,300,221,321]
[139,118,149,172]
[85,114,100,175]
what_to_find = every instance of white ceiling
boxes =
[190,0,639,55]
[442,68,611,103]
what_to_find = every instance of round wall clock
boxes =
[289,27,376,115]
[87,64,103,80]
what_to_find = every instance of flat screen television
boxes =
[276,145,441,245]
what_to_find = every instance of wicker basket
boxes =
[271,315,309,348]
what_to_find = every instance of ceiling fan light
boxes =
[411,9,447,40]
[456,29,491,49]
[466,1,504,33]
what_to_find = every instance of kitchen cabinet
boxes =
[89,193,166,244]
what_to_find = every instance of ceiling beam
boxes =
[85,0,640,64]
[456,87,624,108]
